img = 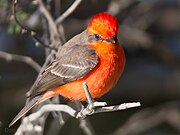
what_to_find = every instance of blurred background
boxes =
[0,0,180,135]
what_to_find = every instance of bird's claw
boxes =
[76,105,94,119]
[76,101,107,119]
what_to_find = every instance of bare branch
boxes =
[15,102,140,135]
[15,104,76,135]
[76,102,141,119]
[95,102,141,113]
[37,0,61,44]
[12,0,56,50]
[0,50,41,72]
[107,0,138,15]
[78,82,140,118]
[27,104,76,120]
[55,0,82,24]
[15,82,141,134]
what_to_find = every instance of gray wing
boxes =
[29,44,98,99]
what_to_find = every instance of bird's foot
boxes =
[76,101,107,119]
[76,82,107,118]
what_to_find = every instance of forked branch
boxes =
[12,0,56,50]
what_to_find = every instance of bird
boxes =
[9,12,126,127]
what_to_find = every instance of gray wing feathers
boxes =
[51,45,98,78]
[29,44,98,99]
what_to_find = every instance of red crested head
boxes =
[87,12,119,39]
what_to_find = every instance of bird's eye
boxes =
[114,36,118,42]
[94,34,101,40]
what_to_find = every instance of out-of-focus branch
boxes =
[0,50,41,72]
[37,0,61,45]
[12,0,56,50]
[12,1,62,134]
[121,0,160,30]
[79,119,95,135]
[55,0,82,25]
[107,0,139,15]
[15,104,76,135]
[120,25,152,48]
[113,101,180,135]
[120,25,180,69]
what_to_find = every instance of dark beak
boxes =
[105,37,118,44]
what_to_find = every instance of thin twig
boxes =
[55,0,82,24]
[37,0,61,45]
[107,0,138,15]
[12,0,56,50]
[94,102,141,113]
[15,104,76,135]
[0,50,41,72]
[27,104,76,120]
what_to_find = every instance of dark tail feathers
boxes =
[9,96,40,127]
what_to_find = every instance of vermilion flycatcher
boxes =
[9,12,126,127]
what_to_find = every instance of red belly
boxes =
[53,44,125,101]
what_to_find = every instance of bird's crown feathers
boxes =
[87,12,119,39]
